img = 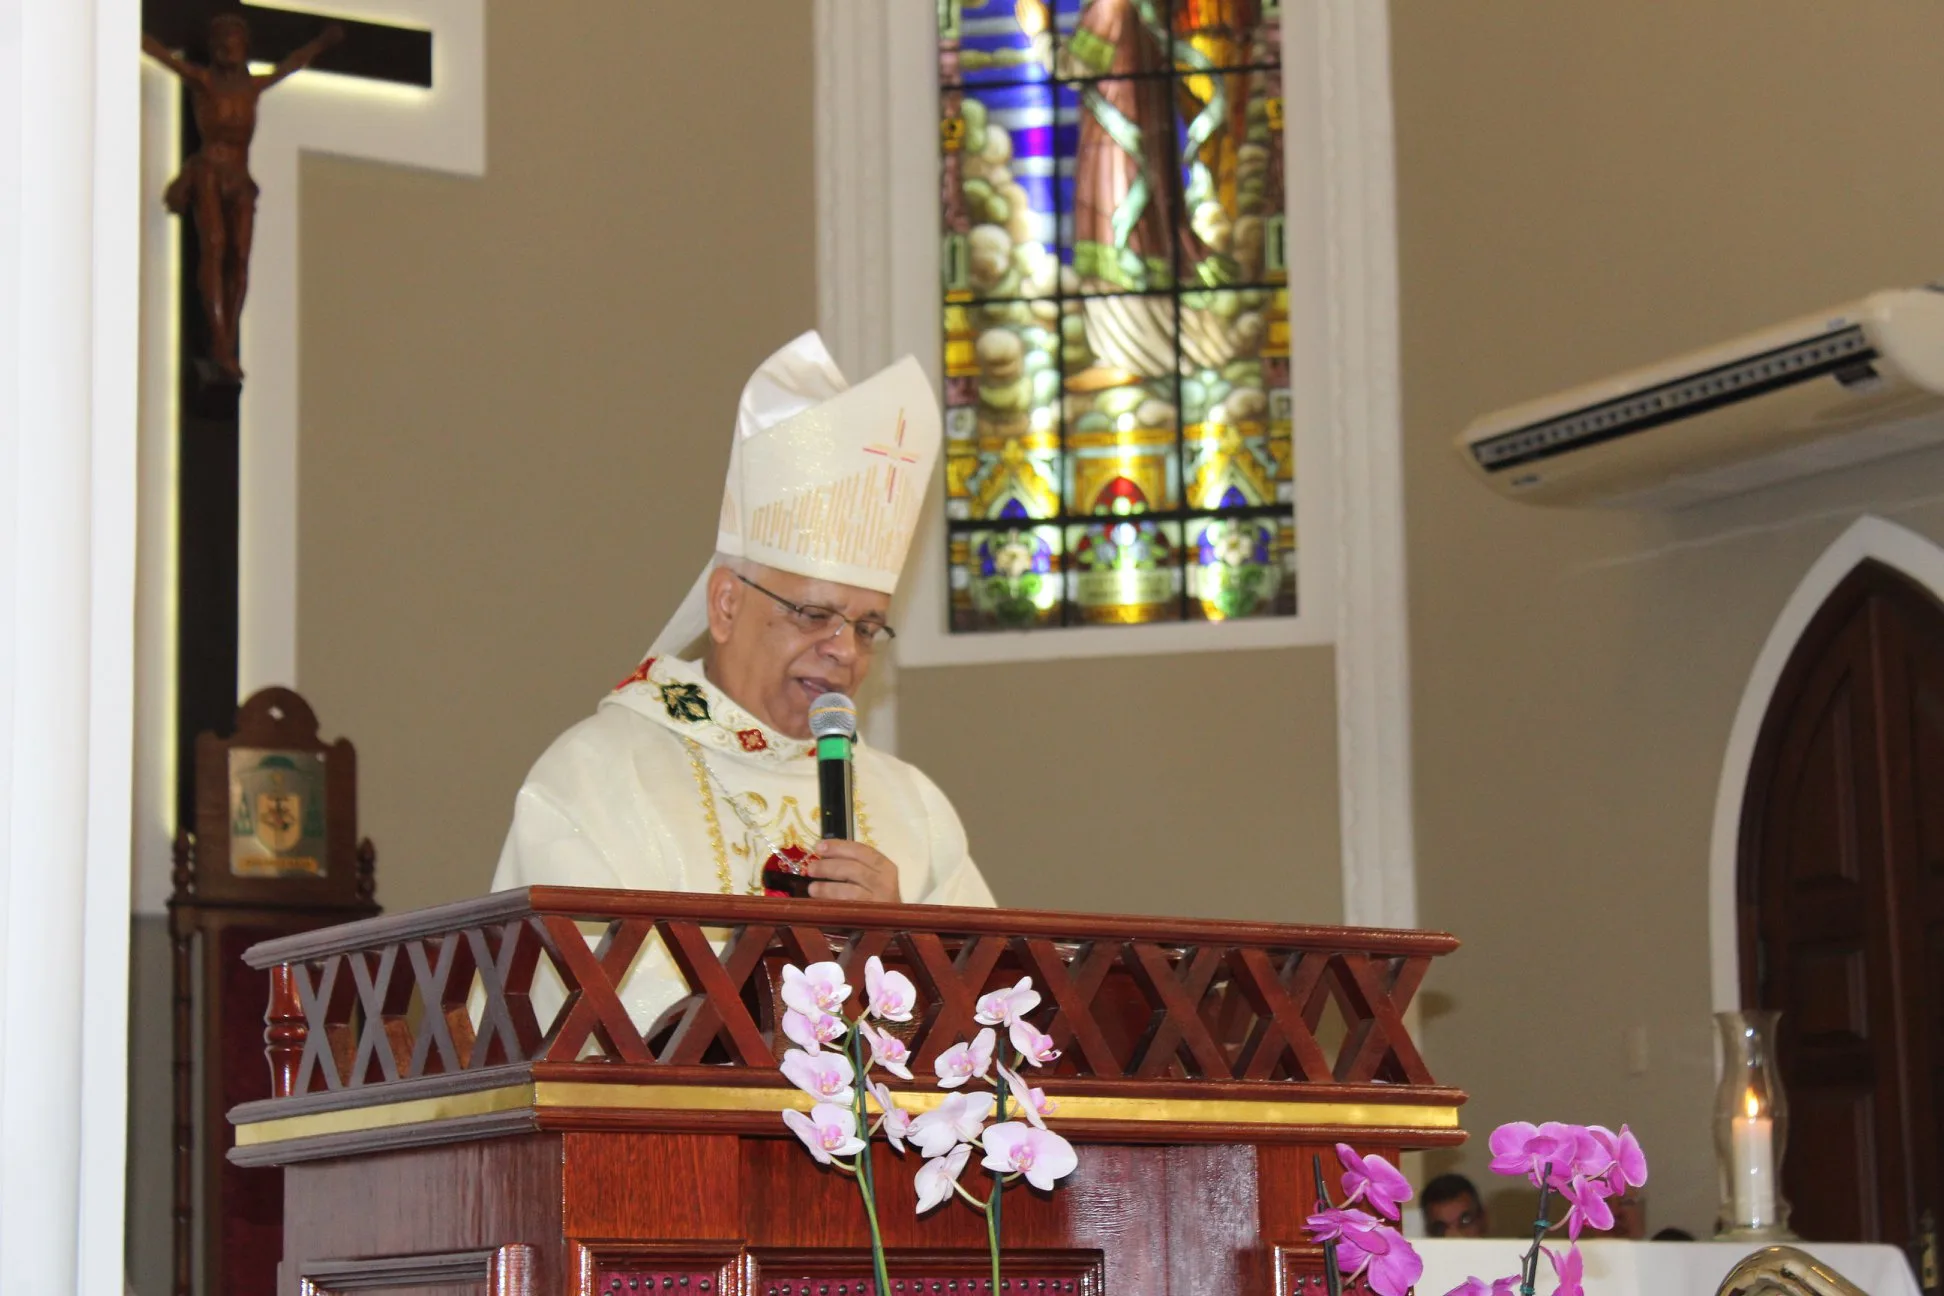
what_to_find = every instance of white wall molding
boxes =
[815,2,1415,925]
[2,0,140,1286]
[1708,513,1944,1010]
[1293,0,1416,928]
[814,0,903,753]
[133,0,484,913]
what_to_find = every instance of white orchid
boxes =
[864,955,917,1022]
[781,961,851,1018]
[859,1020,914,1080]
[780,1047,855,1107]
[783,1007,847,1053]
[1009,1018,1061,1068]
[933,1026,997,1088]
[975,977,1042,1026]
[980,1121,1079,1192]
[907,1090,995,1159]
[783,1103,867,1165]
[914,1141,973,1213]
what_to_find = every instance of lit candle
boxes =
[1730,1088,1776,1226]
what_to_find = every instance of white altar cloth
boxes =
[1412,1238,1920,1296]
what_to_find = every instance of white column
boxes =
[0,0,139,1291]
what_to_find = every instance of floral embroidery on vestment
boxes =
[614,656,657,691]
[659,681,711,724]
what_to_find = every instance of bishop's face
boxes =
[705,564,891,739]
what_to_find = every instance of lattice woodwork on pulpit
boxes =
[240,888,1457,1142]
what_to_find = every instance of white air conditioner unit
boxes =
[1456,286,1944,508]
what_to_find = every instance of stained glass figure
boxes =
[943,0,1294,630]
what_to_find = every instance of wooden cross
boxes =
[140,1,432,836]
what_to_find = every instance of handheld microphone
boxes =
[761,692,856,897]
[809,692,857,840]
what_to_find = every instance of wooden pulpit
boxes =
[229,890,1465,1295]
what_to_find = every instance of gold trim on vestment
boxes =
[232,1080,1460,1148]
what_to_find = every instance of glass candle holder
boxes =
[1713,1009,1794,1239]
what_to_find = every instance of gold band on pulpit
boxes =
[232,1081,1460,1149]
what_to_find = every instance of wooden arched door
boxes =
[1739,560,1944,1247]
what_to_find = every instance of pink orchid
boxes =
[1008,1018,1061,1067]
[859,1020,914,1080]
[1546,1245,1585,1296]
[1488,1121,1587,1190]
[975,977,1042,1027]
[914,1141,972,1213]
[864,956,917,1023]
[867,1080,913,1152]
[781,1103,866,1165]
[780,1047,855,1106]
[1444,1278,1521,1296]
[1305,1206,1373,1244]
[933,1026,997,1087]
[995,1060,1054,1129]
[782,1007,846,1053]
[1307,1208,1422,1296]
[1560,1175,1614,1239]
[907,1090,994,1158]
[781,961,851,1019]
[1335,1142,1413,1221]
[1589,1123,1649,1195]
[980,1121,1080,1192]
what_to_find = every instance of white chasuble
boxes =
[491,656,996,1028]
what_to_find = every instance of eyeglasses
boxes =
[735,573,897,649]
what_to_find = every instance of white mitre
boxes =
[649,331,942,655]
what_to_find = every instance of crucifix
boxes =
[141,0,431,833]
[138,12,437,1295]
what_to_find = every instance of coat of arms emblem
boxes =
[228,749,328,877]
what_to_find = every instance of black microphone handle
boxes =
[818,751,853,840]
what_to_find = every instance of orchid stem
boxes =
[1312,1155,1342,1296]
[1520,1166,1555,1296]
[849,1022,892,1296]
[988,1052,1013,1293]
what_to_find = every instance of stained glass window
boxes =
[939,0,1294,632]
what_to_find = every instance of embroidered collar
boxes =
[600,656,817,766]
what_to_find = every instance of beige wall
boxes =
[898,648,1343,921]
[297,0,817,916]
[1393,0,1944,1236]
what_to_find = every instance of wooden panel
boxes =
[562,1132,743,1241]
[280,1137,562,1296]
[748,1248,1102,1296]
[1787,943,1869,1044]
[1786,1088,1880,1242]
[294,1244,535,1294]
[1778,670,1862,886]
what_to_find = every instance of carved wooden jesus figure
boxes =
[143,14,344,381]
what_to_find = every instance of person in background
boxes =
[1609,1191,1648,1240]
[1422,1173,1490,1238]
[1651,1227,1695,1242]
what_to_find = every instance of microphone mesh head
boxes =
[808,692,857,739]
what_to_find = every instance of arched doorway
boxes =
[1738,560,1944,1245]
